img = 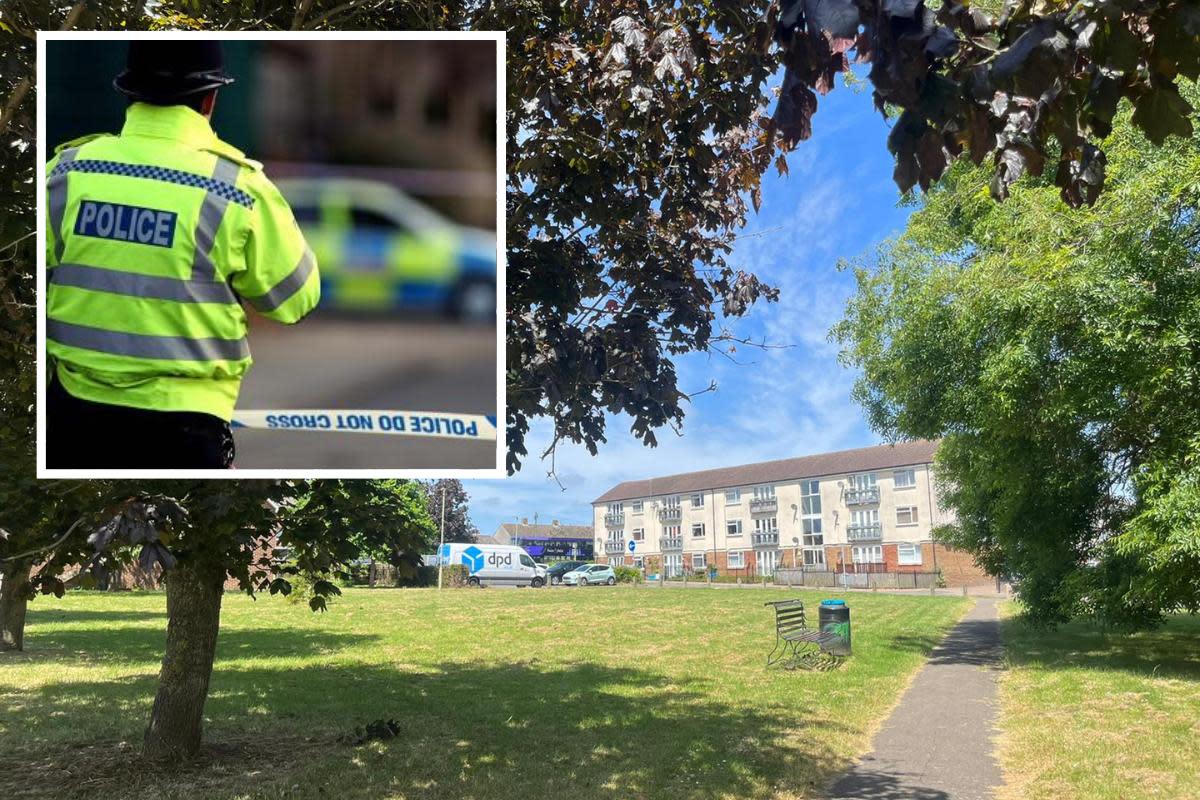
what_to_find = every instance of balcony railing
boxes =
[604,513,625,527]
[749,497,778,514]
[657,506,682,522]
[659,536,683,551]
[845,487,880,505]
[604,540,626,555]
[751,531,780,548]
[846,523,882,541]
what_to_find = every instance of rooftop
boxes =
[494,521,593,540]
[592,439,939,504]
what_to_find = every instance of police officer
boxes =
[46,41,320,468]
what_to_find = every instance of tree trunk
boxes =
[0,563,31,652]
[143,562,224,761]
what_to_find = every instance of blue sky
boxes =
[468,78,915,536]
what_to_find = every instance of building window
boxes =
[607,502,623,514]
[663,524,681,537]
[664,495,681,509]
[725,488,741,504]
[752,485,775,499]
[803,548,826,567]
[848,473,877,491]
[852,508,881,527]
[632,527,644,541]
[631,500,644,514]
[633,556,644,569]
[896,506,919,525]
[802,517,823,546]
[898,542,922,565]
[754,517,778,533]
[728,551,745,569]
[692,553,706,570]
[894,469,916,489]
[691,523,706,538]
[852,545,884,563]
[691,493,705,508]
[726,519,743,536]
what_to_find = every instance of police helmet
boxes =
[113,41,235,104]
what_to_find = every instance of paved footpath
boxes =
[826,597,1003,800]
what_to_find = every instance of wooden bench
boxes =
[764,599,842,670]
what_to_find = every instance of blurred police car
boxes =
[275,178,496,321]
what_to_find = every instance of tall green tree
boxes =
[834,83,1200,626]
[422,479,479,545]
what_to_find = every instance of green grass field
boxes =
[998,605,1200,800]
[1,587,968,800]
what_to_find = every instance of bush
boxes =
[396,565,439,588]
[613,566,642,584]
[444,564,469,588]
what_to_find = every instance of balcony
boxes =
[603,513,625,528]
[846,523,882,542]
[751,531,780,548]
[657,506,682,522]
[749,497,778,514]
[604,540,626,555]
[659,536,683,551]
[845,487,880,505]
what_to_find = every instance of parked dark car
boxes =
[546,561,590,585]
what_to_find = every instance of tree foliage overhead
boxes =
[772,0,1200,206]
[833,82,1200,627]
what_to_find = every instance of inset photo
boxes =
[37,32,503,477]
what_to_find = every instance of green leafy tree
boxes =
[86,479,436,760]
[834,83,1200,627]
[422,479,479,545]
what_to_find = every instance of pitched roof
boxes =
[494,522,593,540]
[592,439,939,504]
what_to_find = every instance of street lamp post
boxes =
[436,485,447,589]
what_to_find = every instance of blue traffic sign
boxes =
[628,540,636,553]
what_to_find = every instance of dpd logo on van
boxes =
[461,546,485,573]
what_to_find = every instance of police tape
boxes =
[230,410,498,441]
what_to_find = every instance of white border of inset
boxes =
[36,30,506,479]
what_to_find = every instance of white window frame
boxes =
[691,553,706,570]
[691,522,706,538]
[632,527,644,541]
[631,500,644,514]
[726,519,743,537]
[662,524,681,537]
[753,516,778,533]
[724,488,741,504]
[633,556,644,568]
[893,469,916,489]
[852,508,881,526]
[690,493,705,508]
[852,545,884,564]
[897,542,922,565]
[607,502,624,514]
[896,506,919,526]
[728,551,745,569]
[802,547,826,567]
[752,484,776,500]
[663,495,681,509]
[848,473,877,491]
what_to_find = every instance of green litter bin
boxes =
[819,599,851,656]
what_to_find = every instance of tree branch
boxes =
[0,517,86,564]
[290,0,316,30]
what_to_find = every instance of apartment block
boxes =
[591,440,989,585]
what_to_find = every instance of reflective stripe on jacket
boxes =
[45,103,319,420]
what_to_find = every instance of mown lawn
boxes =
[998,604,1200,800]
[1,587,968,800]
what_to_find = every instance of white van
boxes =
[436,543,546,588]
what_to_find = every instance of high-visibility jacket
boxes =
[45,103,319,421]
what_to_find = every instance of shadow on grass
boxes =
[1003,614,1200,682]
[2,656,864,800]
[26,608,167,624]
[6,623,380,669]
